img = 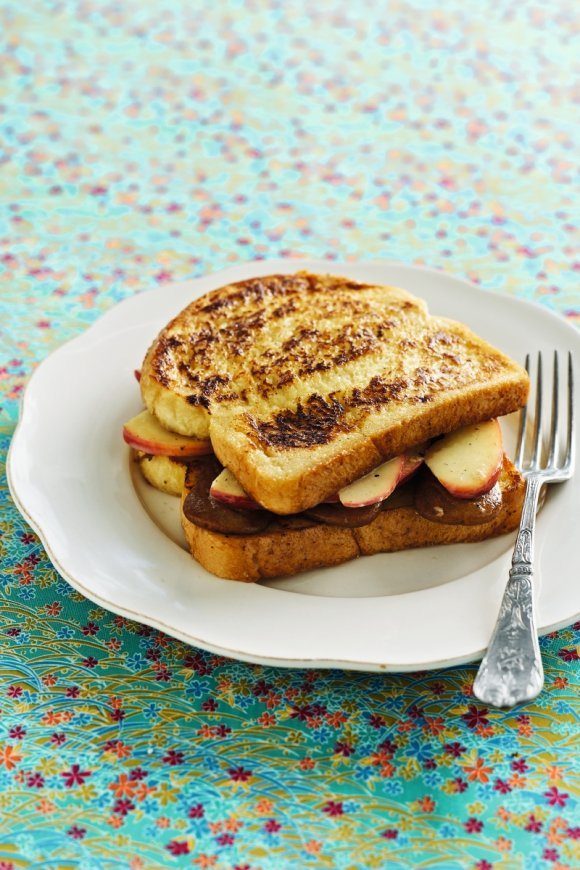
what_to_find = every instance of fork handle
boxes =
[473,476,544,707]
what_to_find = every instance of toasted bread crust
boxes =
[181,457,525,582]
[213,373,528,514]
[142,272,529,513]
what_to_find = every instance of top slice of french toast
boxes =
[140,272,529,514]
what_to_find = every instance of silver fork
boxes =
[473,351,575,708]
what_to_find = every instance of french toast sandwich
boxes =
[139,273,528,511]
[124,271,529,581]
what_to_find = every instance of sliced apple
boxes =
[338,455,405,507]
[425,419,503,499]
[398,449,425,484]
[134,369,141,382]
[123,410,212,457]
[210,468,262,510]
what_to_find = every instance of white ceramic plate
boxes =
[8,260,580,671]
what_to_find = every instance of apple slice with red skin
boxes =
[210,468,262,510]
[211,449,426,512]
[425,419,503,499]
[398,450,425,485]
[337,445,427,508]
[338,455,405,507]
[134,369,141,383]
[123,410,212,457]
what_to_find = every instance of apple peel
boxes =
[123,410,212,457]
[425,419,503,499]
[338,456,405,507]
[210,468,262,510]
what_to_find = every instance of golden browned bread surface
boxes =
[142,272,528,513]
[181,457,525,582]
[135,452,187,496]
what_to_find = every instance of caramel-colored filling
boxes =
[182,457,503,536]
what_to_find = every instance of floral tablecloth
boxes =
[1,2,578,868]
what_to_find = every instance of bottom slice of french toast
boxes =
[180,457,525,582]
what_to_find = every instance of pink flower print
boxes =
[464,817,483,833]
[322,800,344,816]
[544,786,569,807]
[61,764,92,787]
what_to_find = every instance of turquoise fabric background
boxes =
[1,1,578,868]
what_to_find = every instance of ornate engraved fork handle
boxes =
[473,476,544,707]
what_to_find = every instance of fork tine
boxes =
[565,351,575,472]
[531,352,543,468]
[515,354,530,469]
[547,351,559,467]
